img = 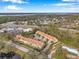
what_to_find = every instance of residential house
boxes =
[35,31,58,44]
[16,35,45,49]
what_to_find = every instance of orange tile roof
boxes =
[36,31,58,42]
[16,35,44,48]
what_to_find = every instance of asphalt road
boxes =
[59,28,79,33]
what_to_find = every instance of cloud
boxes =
[51,3,75,6]
[2,0,28,4]
[62,0,79,2]
[48,7,79,13]
[2,5,26,12]
[4,5,22,10]
[49,2,79,8]
[44,2,79,12]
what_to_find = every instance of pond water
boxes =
[62,46,79,56]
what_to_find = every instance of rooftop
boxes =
[36,31,58,42]
[16,35,44,48]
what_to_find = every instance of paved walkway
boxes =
[2,41,29,53]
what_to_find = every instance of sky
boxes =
[0,0,79,13]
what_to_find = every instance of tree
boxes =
[55,46,66,59]
[0,41,4,50]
